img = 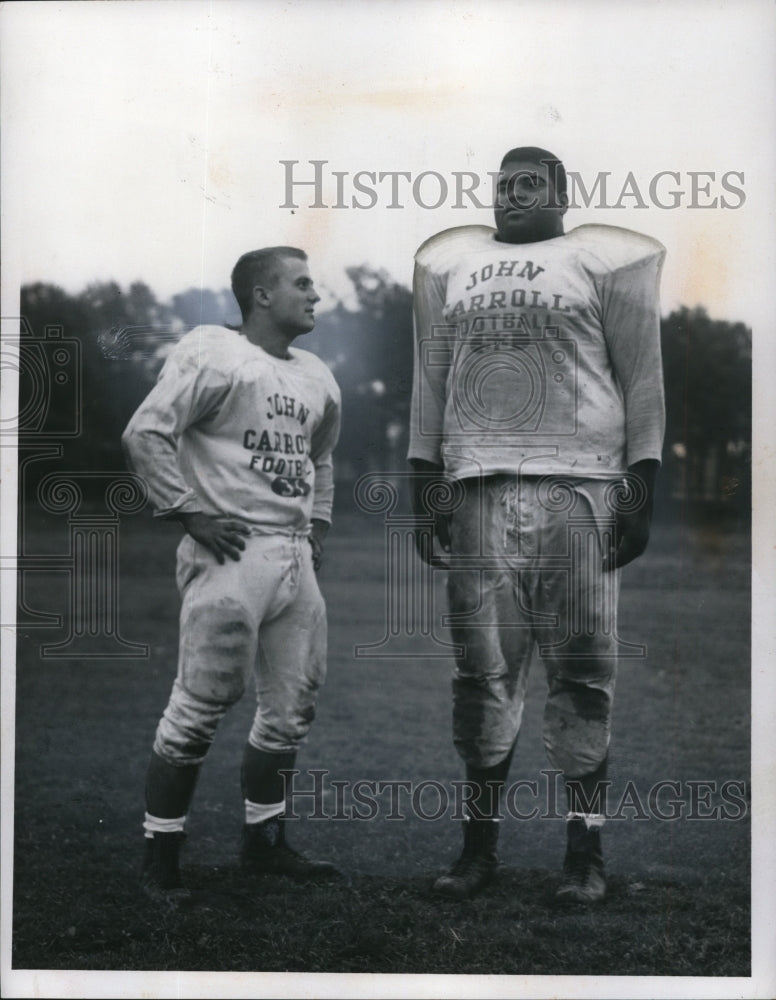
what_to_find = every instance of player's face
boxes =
[494,159,567,244]
[265,257,320,336]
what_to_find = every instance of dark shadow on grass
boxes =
[12,857,749,976]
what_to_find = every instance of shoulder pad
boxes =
[565,224,666,271]
[168,325,245,370]
[289,348,341,394]
[415,226,496,269]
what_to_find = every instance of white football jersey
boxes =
[123,326,341,532]
[408,224,666,480]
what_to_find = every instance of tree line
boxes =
[16,272,751,520]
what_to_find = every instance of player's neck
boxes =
[241,323,294,360]
[496,219,566,245]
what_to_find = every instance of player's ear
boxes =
[558,191,569,216]
[253,283,271,310]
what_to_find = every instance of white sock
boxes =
[566,811,605,830]
[244,799,285,825]
[143,812,187,838]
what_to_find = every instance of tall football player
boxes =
[409,147,665,903]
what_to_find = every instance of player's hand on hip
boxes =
[178,512,250,564]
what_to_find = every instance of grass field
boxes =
[11,501,751,978]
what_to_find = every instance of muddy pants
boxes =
[154,531,327,766]
[447,475,621,778]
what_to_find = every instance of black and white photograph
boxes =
[1,2,774,998]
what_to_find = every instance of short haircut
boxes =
[231,246,307,321]
[500,146,567,200]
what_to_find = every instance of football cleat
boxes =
[140,831,191,904]
[555,817,606,904]
[433,818,500,900]
[240,816,339,881]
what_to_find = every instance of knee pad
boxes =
[248,695,319,755]
[543,700,610,778]
[153,680,237,765]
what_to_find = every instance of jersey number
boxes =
[271,476,311,498]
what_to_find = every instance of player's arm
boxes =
[308,387,341,571]
[601,249,666,571]
[122,348,249,564]
[407,256,452,565]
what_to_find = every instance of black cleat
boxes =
[140,831,191,905]
[555,818,606,904]
[433,818,500,900]
[240,816,339,882]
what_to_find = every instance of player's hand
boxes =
[412,517,452,567]
[410,459,452,568]
[602,460,658,572]
[603,507,651,571]
[178,512,250,564]
[309,518,329,572]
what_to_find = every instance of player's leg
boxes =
[534,480,619,903]
[141,534,262,901]
[240,534,337,880]
[435,476,534,899]
[140,750,201,904]
[433,740,519,899]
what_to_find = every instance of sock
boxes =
[465,739,517,820]
[564,756,609,817]
[244,799,285,825]
[241,743,297,804]
[566,811,605,830]
[143,812,186,838]
[145,750,201,819]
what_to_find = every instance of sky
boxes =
[2,0,774,328]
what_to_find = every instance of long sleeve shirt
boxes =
[123,325,341,533]
[408,223,666,480]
